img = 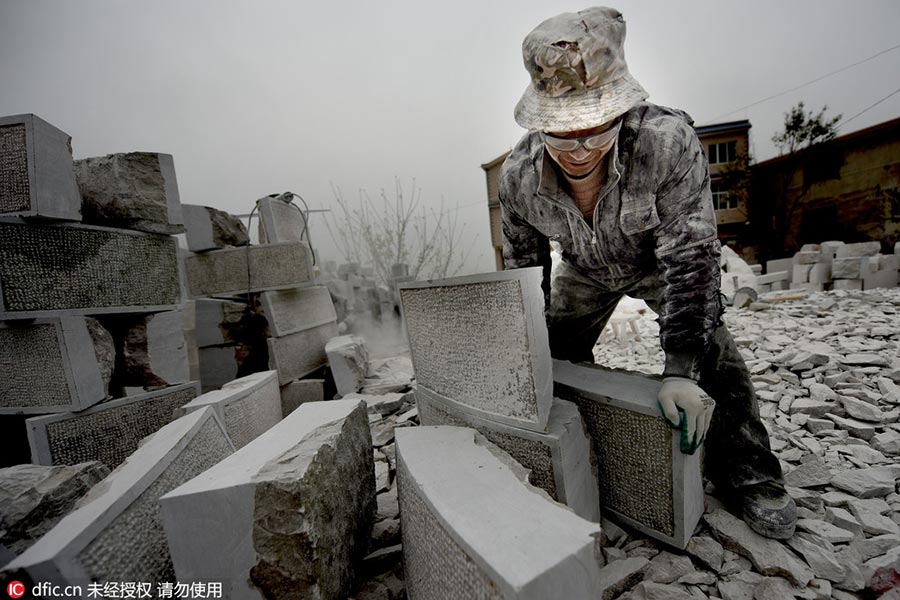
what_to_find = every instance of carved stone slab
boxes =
[184,242,315,298]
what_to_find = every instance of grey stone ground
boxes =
[353,288,900,599]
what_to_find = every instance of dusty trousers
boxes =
[547,260,783,492]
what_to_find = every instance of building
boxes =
[481,119,752,269]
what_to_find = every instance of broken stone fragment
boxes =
[784,455,832,488]
[785,532,846,582]
[0,462,109,556]
[103,310,189,390]
[831,466,899,498]
[181,204,249,252]
[326,335,370,396]
[75,152,184,234]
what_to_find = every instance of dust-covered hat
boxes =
[514,6,648,132]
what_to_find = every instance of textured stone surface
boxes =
[27,382,200,469]
[396,426,604,600]
[5,407,233,586]
[399,268,552,431]
[831,466,899,498]
[268,321,338,384]
[257,196,309,243]
[785,532,846,581]
[194,298,256,348]
[0,317,112,414]
[197,345,239,392]
[785,456,832,488]
[553,361,703,548]
[181,204,248,252]
[327,335,370,396]
[75,152,183,233]
[280,378,325,417]
[0,114,81,221]
[260,285,337,337]
[0,462,109,556]
[161,400,374,600]
[184,242,315,297]
[704,509,813,586]
[597,557,649,600]
[0,220,181,318]
[177,370,281,449]
[417,391,600,521]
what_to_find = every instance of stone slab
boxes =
[184,242,315,298]
[26,382,201,470]
[766,258,794,279]
[259,285,337,337]
[280,378,325,417]
[396,426,604,600]
[835,241,881,258]
[181,204,248,252]
[257,195,309,243]
[197,345,239,392]
[160,399,374,600]
[0,219,181,319]
[4,407,233,587]
[398,267,552,433]
[176,370,281,450]
[757,271,789,285]
[0,317,111,414]
[104,310,189,388]
[74,152,184,234]
[267,320,338,384]
[417,390,600,522]
[0,114,81,221]
[552,360,703,549]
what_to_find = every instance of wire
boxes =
[710,42,900,121]
[837,85,900,130]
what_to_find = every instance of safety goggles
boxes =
[542,119,622,152]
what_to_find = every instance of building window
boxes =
[708,141,737,164]
[711,182,737,210]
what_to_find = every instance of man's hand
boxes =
[658,377,715,455]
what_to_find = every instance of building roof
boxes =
[481,150,511,171]
[694,120,751,136]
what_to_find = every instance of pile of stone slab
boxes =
[184,194,338,410]
[759,240,900,295]
[0,113,200,472]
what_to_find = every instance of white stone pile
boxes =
[592,287,900,599]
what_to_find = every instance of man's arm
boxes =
[652,122,723,382]
[500,198,552,308]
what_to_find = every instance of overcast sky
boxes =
[2,0,899,273]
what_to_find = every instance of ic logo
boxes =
[6,581,25,599]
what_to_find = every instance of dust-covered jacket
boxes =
[498,101,722,381]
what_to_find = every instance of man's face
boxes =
[543,119,620,178]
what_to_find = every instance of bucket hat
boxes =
[514,6,648,132]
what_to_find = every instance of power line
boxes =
[710,42,900,121]
[838,85,900,130]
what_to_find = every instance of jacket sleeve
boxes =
[653,123,723,381]
[499,185,552,309]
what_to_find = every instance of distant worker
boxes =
[499,6,796,539]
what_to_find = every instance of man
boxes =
[499,6,796,539]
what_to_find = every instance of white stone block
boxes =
[808,263,831,284]
[259,285,337,337]
[326,335,369,396]
[757,270,789,285]
[765,258,794,280]
[863,268,899,290]
[267,321,338,384]
[417,391,600,522]
[257,196,309,243]
[0,114,81,221]
[184,242,315,298]
[6,407,234,587]
[181,204,248,252]
[833,279,863,291]
[552,361,703,549]
[117,310,189,387]
[26,382,201,470]
[399,268,552,433]
[280,378,325,417]
[1,317,112,415]
[160,399,374,600]
[835,241,881,258]
[0,219,181,319]
[176,370,281,450]
[396,426,605,599]
[198,345,239,392]
[194,298,250,348]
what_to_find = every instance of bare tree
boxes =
[324,178,474,285]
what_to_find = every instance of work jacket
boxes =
[498,101,723,381]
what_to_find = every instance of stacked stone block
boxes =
[398,268,599,522]
[3,407,234,587]
[159,399,374,600]
[0,114,198,473]
[552,360,704,549]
